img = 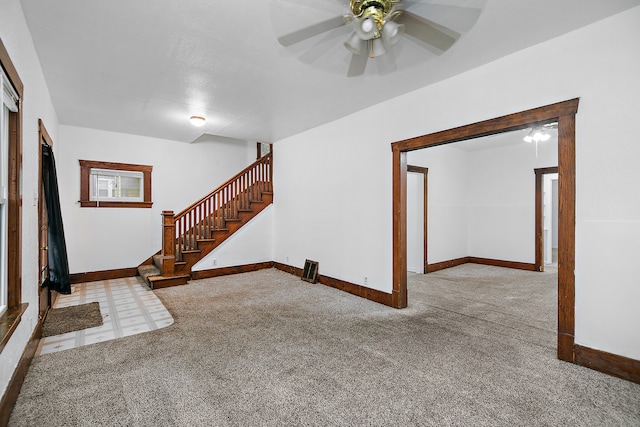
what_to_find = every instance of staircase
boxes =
[137,153,273,289]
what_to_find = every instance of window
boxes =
[79,160,152,208]
[1,38,25,351]
[90,169,144,202]
[0,68,18,316]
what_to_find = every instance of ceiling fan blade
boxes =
[398,10,461,52]
[401,2,483,33]
[347,52,368,77]
[374,48,398,75]
[277,15,350,47]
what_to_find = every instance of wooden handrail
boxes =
[175,153,272,221]
[164,153,273,264]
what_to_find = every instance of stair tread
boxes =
[148,273,190,281]
[138,265,160,276]
[181,249,202,255]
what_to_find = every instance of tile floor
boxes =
[36,276,174,356]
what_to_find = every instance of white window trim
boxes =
[89,168,144,203]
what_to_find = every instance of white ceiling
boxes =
[19,0,640,144]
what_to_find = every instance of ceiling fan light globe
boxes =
[361,17,374,32]
[344,32,364,55]
[382,22,404,46]
[356,17,377,40]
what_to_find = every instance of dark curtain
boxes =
[42,144,71,294]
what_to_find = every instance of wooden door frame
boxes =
[391,99,578,362]
[38,119,55,319]
[407,166,428,273]
[535,166,559,272]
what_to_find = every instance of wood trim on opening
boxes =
[79,160,153,208]
[0,38,24,353]
[38,119,55,330]
[392,148,408,309]
[557,114,576,362]
[391,98,579,364]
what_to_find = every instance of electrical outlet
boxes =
[364,277,368,285]
[212,258,217,266]
[286,256,289,263]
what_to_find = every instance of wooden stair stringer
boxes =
[174,192,273,275]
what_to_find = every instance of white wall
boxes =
[0,0,60,398]
[193,206,273,270]
[408,144,470,264]
[273,6,640,360]
[56,126,255,273]
[273,120,393,292]
[407,133,557,265]
[466,136,557,262]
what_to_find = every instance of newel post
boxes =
[160,210,176,276]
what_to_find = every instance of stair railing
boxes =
[161,153,272,264]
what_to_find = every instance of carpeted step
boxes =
[137,264,161,288]
[152,254,163,270]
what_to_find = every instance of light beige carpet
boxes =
[10,267,640,426]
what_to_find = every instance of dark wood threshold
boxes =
[574,344,640,384]
[0,304,39,427]
[190,262,274,280]
[69,267,138,284]
[0,303,28,354]
[427,257,536,273]
[273,262,393,307]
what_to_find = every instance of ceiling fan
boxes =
[277,0,480,77]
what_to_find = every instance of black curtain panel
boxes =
[42,144,71,294]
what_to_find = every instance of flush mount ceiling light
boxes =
[277,0,478,77]
[189,116,206,127]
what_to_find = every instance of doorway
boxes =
[535,167,559,272]
[391,99,578,362]
[38,119,56,324]
[407,166,427,274]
